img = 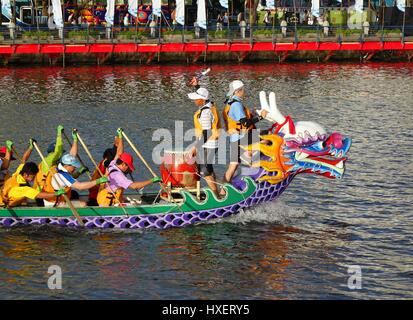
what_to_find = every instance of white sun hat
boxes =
[227,80,244,97]
[188,87,209,100]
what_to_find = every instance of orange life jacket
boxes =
[34,163,48,191]
[222,100,256,135]
[96,167,124,206]
[42,165,72,205]
[1,174,30,207]
[193,102,221,140]
[0,171,10,189]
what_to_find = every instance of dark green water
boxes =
[0,63,412,299]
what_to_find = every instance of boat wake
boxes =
[209,200,308,226]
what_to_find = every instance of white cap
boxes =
[227,80,244,97]
[188,87,209,100]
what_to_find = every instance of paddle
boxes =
[10,146,23,163]
[62,130,92,179]
[32,141,85,227]
[186,68,211,86]
[74,129,129,214]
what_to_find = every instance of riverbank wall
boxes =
[1,40,412,66]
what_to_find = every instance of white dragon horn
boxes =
[259,91,270,111]
[269,91,286,124]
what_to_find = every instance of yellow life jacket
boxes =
[0,170,10,189]
[193,102,221,140]
[223,101,256,135]
[1,174,30,207]
[97,187,124,207]
[34,163,48,191]
[96,167,124,206]
[42,165,72,205]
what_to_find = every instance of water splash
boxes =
[208,200,307,226]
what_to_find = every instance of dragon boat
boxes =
[0,92,351,229]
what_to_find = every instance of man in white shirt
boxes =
[188,84,221,197]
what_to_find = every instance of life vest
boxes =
[193,102,221,140]
[42,165,72,206]
[1,174,30,207]
[88,160,107,201]
[96,167,124,207]
[223,100,256,135]
[0,170,10,189]
[34,163,48,191]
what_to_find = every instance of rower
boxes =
[41,152,108,208]
[0,140,16,189]
[87,137,118,206]
[222,80,268,184]
[1,162,68,208]
[96,128,162,207]
[34,125,65,192]
[187,85,221,197]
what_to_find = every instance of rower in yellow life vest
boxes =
[0,140,16,189]
[222,80,268,184]
[34,125,65,192]
[1,161,66,208]
[188,85,221,197]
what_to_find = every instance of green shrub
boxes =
[213,30,228,38]
[117,30,147,39]
[296,28,320,36]
[336,28,362,36]
[253,28,275,36]
[68,30,99,39]
[377,29,401,35]
[22,31,49,38]
[162,29,192,36]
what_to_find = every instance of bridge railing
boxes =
[0,24,411,45]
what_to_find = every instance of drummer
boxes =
[188,80,221,197]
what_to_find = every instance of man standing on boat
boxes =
[187,80,221,198]
[97,128,162,206]
[222,80,268,184]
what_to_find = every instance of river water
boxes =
[0,63,412,299]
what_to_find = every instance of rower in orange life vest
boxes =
[1,138,67,208]
[40,129,109,207]
[96,128,162,207]
[187,81,221,198]
[222,80,268,184]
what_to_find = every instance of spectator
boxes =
[150,18,157,37]
[239,18,246,39]
[223,12,229,27]
[323,19,329,37]
[263,10,272,27]
[217,13,223,31]
[124,13,130,31]
[237,12,244,25]
[194,21,200,38]
[281,19,287,37]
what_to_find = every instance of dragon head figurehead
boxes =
[244,91,351,185]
